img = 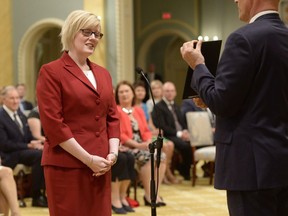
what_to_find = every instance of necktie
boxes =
[169,104,183,131]
[13,113,24,135]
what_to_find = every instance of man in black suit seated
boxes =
[181,99,203,125]
[151,81,192,180]
[0,86,47,207]
[15,83,33,114]
[181,99,216,177]
[181,98,216,131]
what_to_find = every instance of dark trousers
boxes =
[3,149,45,198]
[167,136,192,178]
[227,187,288,216]
[111,151,136,182]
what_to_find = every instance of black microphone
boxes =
[135,66,143,75]
[135,66,163,168]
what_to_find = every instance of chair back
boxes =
[186,111,214,147]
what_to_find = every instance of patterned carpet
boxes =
[20,177,229,216]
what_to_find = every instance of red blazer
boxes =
[37,52,120,168]
[117,105,152,144]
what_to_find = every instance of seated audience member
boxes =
[133,81,149,122]
[0,165,21,216]
[146,80,179,184]
[151,82,192,180]
[0,86,3,106]
[27,106,45,142]
[181,99,202,123]
[181,99,216,177]
[15,84,33,114]
[146,80,163,114]
[181,99,215,132]
[0,86,47,207]
[111,149,135,214]
[115,81,166,206]
[140,64,163,102]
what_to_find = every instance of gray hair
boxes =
[0,85,17,97]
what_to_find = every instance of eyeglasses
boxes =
[80,29,104,39]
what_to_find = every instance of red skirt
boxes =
[44,166,111,216]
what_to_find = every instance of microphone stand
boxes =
[148,135,163,216]
[136,67,163,216]
[148,139,157,216]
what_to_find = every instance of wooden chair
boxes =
[13,164,32,207]
[128,177,138,201]
[186,111,215,186]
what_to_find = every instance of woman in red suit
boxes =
[36,10,120,216]
[115,80,166,206]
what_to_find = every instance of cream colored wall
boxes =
[84,0,106,68]
[84,0,135,83]
[0,0,13,86]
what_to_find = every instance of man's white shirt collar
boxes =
[163,97,174,106]
[3,105,16,119]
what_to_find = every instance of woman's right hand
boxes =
[87,155,113,177]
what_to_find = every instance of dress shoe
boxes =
[126,196,139,207]
[179,169,191,180]
[183,175,191,180]
[122,203,135,212]
[112,205,127,214]
[143,196,161,207]
[202,162,211,177]
[32,195,48,207]
[157,197,166,206]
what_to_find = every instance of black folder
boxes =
[182,40,222,99]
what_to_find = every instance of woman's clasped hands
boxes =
[87,154,117,177]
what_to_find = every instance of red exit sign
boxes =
[162,12,172,19]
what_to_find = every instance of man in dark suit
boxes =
[181,99,216,177]
[151,81,192,180]
[15,83,34,113]
[180,0,288,215]
[181,99,203,125]
[0,86,47,207]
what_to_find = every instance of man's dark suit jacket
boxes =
[0,107,34,166]
[191,13,288,191]
[151,100,186,138]
[21,100,34,111]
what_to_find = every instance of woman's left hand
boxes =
[106,153,118,165]
[88,155,112,177]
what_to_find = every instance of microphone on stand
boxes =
[135,66,163,168]
[136,66,162,216]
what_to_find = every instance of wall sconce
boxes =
[198,36,203,40]
[204,36,209,41]
[197,35,219,41]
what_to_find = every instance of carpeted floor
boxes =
[19,177,229,216]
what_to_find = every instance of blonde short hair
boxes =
[60,10,101,51]
[150,80,163,89]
